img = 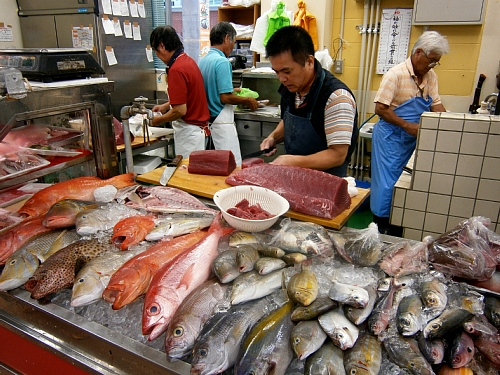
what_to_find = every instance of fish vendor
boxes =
[259,25,358,178]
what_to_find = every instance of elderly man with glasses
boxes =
[370,31,449,236]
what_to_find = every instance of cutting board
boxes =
[136,160,370,230]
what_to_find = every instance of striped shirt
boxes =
[374,57,442,108]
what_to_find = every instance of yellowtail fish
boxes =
[236,244,260,272]
[384,335,434,375]
[230,269,283,305]
[423,308,474,339]
[254,257,286,275]
[287,261,318,306]
[258,246,285,258]
[144,214,214,242]
[290,319,327,360]
[344,333,382,375]
[344,284,378,325]
[212,249,240,284]
[304,340,345,375]
[291,296,337,322]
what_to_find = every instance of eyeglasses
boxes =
[423,51,440,68]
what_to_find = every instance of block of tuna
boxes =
[225,164,351,219]
[188,150,236,176]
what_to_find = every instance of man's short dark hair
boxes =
[210,21,237,45]
[265,26,315,66]
[150,25,183,52]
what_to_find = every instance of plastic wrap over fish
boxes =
[428,217,497,281]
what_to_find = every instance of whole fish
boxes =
[328,280,369,308]
[474,338,500,367]
[254,257,286,275]
[290,319,327,360]
[190,298,269,375]
[379,240,428,277]
[423,308,474,339]
[111,215,155,250]
[291,296,337,322]
[463,314,499,340]
[24,237,114,300]
[0,229,80,291]
[102,229,208,310]
[484,296,500,329]
[212,248,240,284]
[420,277,448,315]
[0,216,53,265]
[304,340,346,375]
[397,294,424,336]
[235,298,295,375]
[258,246,286,258]
[144,214,214,242]
[383,335,435,375]
[236,244,260,272]
[75,202,140,236]
[124,185,216,214]
[339,224,384,266]
[43,199,105,229]
[416,333,445,365]
[287,261,318,306]
[17,173,136,218]
[164,278,230,360]
[344,284,378,325]
[344,333,382,375]
[142,213,234,341]
[367,280,402,336]
[282,252,308,265]
[318,306,359,350]
[229,231,267,247]
[70,246,147,307]
[446,330,475,368]
[230,269,283,305]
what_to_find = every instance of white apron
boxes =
[172,119,206,159]
[209,104,242,166]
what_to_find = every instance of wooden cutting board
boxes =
[136,160,370,230]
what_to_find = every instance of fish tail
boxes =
[108,173,136,189]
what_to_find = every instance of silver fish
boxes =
[254,257,286,275]
[71,246,146,307]
[258,246,286,258]
[291,319,327,360]
[75,202,140,235]
[397,294,424,336]
[318,306,359,350]
[212,249,240,284]
[344,284,378,325]
[423,308,474,339]
[384,335,435,375]
[0,229,80,291]
[236,244,260,272]
[291,296,337,322]
[344,333,382,375]
[229,231,267,247]
[230,269,283,305]
[367,280,402,336]
[165,278,230,361]
[328,280,370,308]
[304,340,345,375]
[190,297,269,375]
[420,277,447,315]
[144,214,214,241]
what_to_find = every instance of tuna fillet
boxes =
[225,164,351,219]
[188,150,236,176]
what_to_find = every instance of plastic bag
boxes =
[235,87,259,99]
[378,238,430,277]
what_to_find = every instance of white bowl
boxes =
[213,185,289,232]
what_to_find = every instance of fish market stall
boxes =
[1,174,500,375]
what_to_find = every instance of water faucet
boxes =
[157,71,166,83]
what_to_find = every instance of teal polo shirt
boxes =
[198,48,234,119]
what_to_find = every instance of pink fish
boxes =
[142,213,234,341]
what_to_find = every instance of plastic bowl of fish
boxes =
[213,185,289,232]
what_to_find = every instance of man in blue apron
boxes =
[198,22,260,166]
[371,31,449,235]
[260,26,358,178]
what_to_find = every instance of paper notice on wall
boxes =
[113,17,123,36]
[129,0,139,17]
[0,24,13,42]
[112,0,122,16]
[102,0,112,14]
[105,46,118,65]
[120,0,130,16]
[138,0,146,18]
[72,26,94,50]
[102,15,115,35]
[376,8,413,74]
[123,20,133,38]
[146,45,153,62]
[133,22,141,41]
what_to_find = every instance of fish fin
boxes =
[44,230,68,258]
[177,264,195,292]
[74,257,86,275]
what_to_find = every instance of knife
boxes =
[159,154,183,186]
[242,146,276,159]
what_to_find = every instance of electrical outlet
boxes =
[334,59,344,74]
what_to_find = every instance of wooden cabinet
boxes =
[218,4,261,66]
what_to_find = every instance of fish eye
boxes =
[350,370,357,375]
[78,278,85,283]
[9,259,17,265]
[410,361,416,368]
[199,348,208,357]
[431,323,440,329]
[337,333,344,338]
[148,304,160,315]
[173,327,184,337]
[293,337,301,344]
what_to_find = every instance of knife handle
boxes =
[167,155,183,167]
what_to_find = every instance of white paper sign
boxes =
[133,23,142,41]
[102,0,112,14]
[0,25,14,42]
[102,16,115,35]
[72,26,94,50]
[112,0,122,16]
[129,0,139,17]
[120,0,130,16]
[146,47,153,62]
[105,47,118,65]
[113,18,123,36]
[138,1,146,18]
[123,21,133,38]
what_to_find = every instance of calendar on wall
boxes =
[376,8,413,74]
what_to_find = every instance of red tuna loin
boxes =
[225,164,351,219]
[241,157,265,169]
[188,150,236,176]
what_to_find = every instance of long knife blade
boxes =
[242,146,276,159]
[159,154,183,186]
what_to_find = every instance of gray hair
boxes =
[210,21,236,46]
[412,31,449,56]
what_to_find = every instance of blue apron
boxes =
[370,96,432,217]
[283,70,351,177]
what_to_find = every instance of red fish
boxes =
[142,213,234,341]
[474,338,500,367]
[43,199,105,229]
[17,173,136,219]
[102,229,208,310]
[0,216,53,265]
[111,215,155,250]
